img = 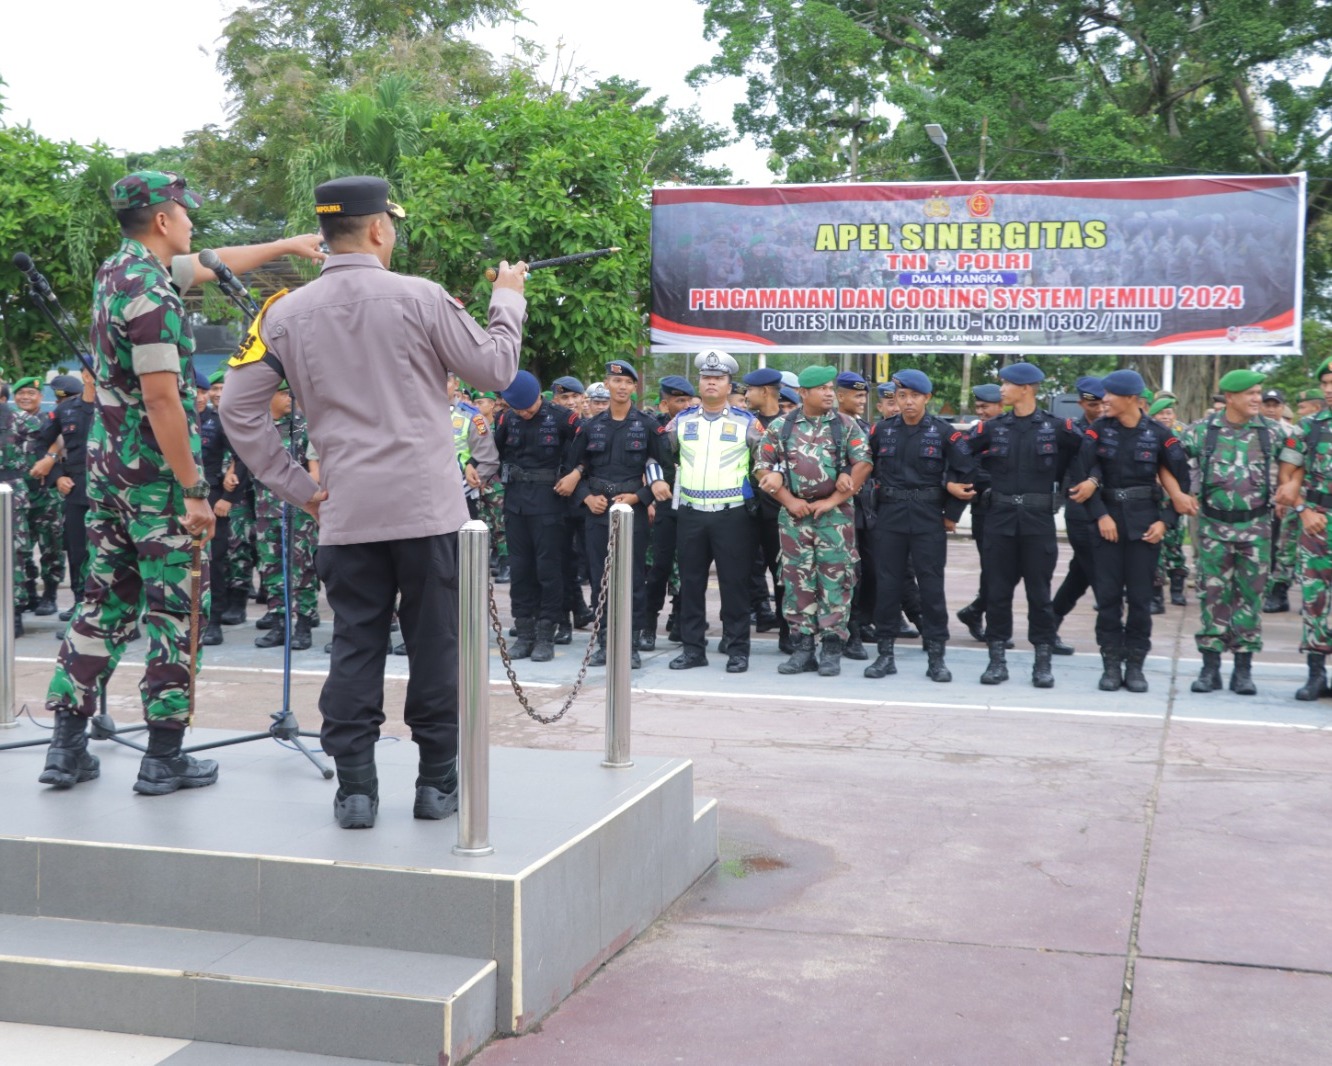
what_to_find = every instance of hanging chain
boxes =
[487,515,619,724]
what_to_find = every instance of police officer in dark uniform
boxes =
[863,369,974,682]
[494,370,581,663]
[642,374,697,650]
[1069,369,1190,693]
[1049,376,1107,654]
[956,383,1002,644]
[965,362,1083,687]
[198,369,243,645]
[567,360,673,668]
[550,375,593,643]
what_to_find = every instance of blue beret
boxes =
[1102,369,1146,397]
[779,386,800,405]
[998,362,1045,385]
[876,381,897,396]
[891,369,933,395]
[835,371,868,392]
[552,375,585,395]
[194,366,210,389]
[500,369,541,410]
[659,375,696,398]
[743,367,782,388]
[605,360,638,383]
[971,384,1002,404]
[1075,376,1105,400]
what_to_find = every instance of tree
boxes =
[400,88,656,384]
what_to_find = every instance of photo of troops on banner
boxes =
[650,175,1305,357]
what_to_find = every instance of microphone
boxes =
[198,248,243,294]
[12,252,54,296]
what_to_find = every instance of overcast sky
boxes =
[0,0,769,184]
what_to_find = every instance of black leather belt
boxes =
[992,491,1055,509]
[1202,502,1271,522]
[1307,487,1332,509]
[589,477,643,497]
[881,486,944,504]
[508,466,560,484]
[1109,485,1158,502]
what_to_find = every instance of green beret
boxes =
[541,390,553,401]
[1317,358,1332,381]
[797,365,837,389]
[1147,397,1175,417]
[1218,369,1265,394]
[1299,388,1324,403]
[1140,388,1154,402]
[12,376,42,393]
[207,370,227,386]
[477,391,497,400]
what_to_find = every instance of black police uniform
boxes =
[967,410,1083,647]
[199,403,244,631]
[869,414,973,647]
[1075,416,1190,661]
[36,394,95,600]
[495,401,580,632]
[1051,411,1101,624]
[568,407,674,654]
[644,407,681,646]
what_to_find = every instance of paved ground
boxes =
[4,536,1331,1064]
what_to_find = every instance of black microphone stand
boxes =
[0,257,141,755]
[179,255,331,779]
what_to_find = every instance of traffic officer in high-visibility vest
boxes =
[663,349,763,673]
[448,373,499,519]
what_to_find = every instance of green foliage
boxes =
[400,89,656,383]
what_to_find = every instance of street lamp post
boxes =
[924,123,962,182]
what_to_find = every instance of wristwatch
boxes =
[1294,503,1308,514]
[181,481,209,499]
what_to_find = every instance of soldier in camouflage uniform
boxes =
[0,385,33,635]
[1147,396,1188,610]
[1262,388,1306,614]
[40,170,325,794]
[474,392,509,582]
[253,384,320,650]
[220,461,259,622]
[754,364,872,677]
[1173,370,1278,695]
[1277,357,1332,700]
[10,376,65,614]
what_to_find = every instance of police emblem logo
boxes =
[682,420,700,441]
[705,353,720,368]
[720,421,738,441]
[923,192,950,218]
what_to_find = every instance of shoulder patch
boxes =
[472,415,488,435]
[1086,428,1099,440]
[228,289,290,368]
[1065,418,1074,430]
[949,430,962,442]
[1288,437,1298,449]
[1165,436,1180,449]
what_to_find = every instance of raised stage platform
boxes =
[0,720,717,1064]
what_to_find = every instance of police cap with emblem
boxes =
[1075,376,1105,400]
[50,375,82,398]
[605,361,638,382]
[500,370,541,410]
[836,371,869,392]
[743,367,782,388]
[998,362,1045,385]
[314,175,406,219]
[1261,387,1285,403]
[587,382,611,400]
[659,375,696,398]
[552,376,585,395]
[694,348,740,377]
[877,381,898,396]
[1102,369,1146,397]
[891,369,932,395]
[972,383,1001,404]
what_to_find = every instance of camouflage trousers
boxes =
[2,479,31,610]
[1265,509,1298,591]
[1194,523,1269,654]
[225,493,257,591]
[777,506,858,639]
[47,476,206,723]
[1154,523,1187,587]
[479,480,507,558]
[255,488,319,618]
[1298,522,1332,653]
[22,480,64,587]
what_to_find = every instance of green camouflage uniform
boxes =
[13,409,66,591]
[1281,410,1332,652]
[0,407,32,611]
[254,413,319,618]
[47,237,206,724]
[755,410,871,639]
[1263,413,1299,595]
[225,480,258,591]
[1180,413,1279,653]
[478,479,507,560]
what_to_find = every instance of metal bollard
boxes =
[603,503,633,768]
[1,484,15,727]
[453,520,494,857]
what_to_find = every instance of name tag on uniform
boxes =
[720,421,738,441]
[682,420,700,441]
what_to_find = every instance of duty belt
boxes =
[1108,485,1159,502]
[1201,501,1271,522]
[991,491,1056,510]
[1306,487,1332,510]
[589,477,643,498]
[881,486,944,504]
[508,466,560,484]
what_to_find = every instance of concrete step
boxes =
[0,914,496,1064]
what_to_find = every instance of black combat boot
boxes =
[778,633,817,675]
[255,608,280,630]
[494,558,510,584]
[956,601,986,643]
[924,640,952,683]
[588,641,607,668]
[1229,652,1257,696]
[863,639,897,679]
[573,603,596,630]
[1262,582,1290,614]
[1150,587,1165,615]
[15,613,24,638]
[817,634,844,677]
[1295,654,1328,701]
[331,753,377,829]
[290,614,313,652]
[414,755,458,820]
[843,621,868,661]
[666,604,682,643]
[201,617,224,646]
[254,615,286,648]
[220,587,249,625]
[980,641,1009,685]
[554,616,573,645]
[897,616,920,640]
[1050,612,1075,656]
[670,647,708,670]
[22,578,37,613]
[1098,649,1124,691]
[34,580,58,616]
[531,620,556,663]
[859,622,877,642]
[38,709,99,788]
[1191,651,1223,693]
[639,614,658,651]
[777,614,794,655]
[630,644,643,669]
[1123,649,1149,693]
[133,724,219,796]
[509,618,536,659]
[754,602,780,632]
[1169,570,1187,606]
[1032,644,1055,689]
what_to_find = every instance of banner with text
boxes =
[650,175,1305,356]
